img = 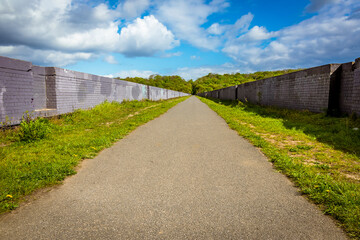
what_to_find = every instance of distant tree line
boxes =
[116,75,193,94]
[116,69,300,95]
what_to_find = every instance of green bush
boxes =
[18,116,51,142]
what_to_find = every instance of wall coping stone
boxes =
[0,56,32,72]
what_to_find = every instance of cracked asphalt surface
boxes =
[0,96,347,239]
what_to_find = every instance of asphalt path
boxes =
[0,96,347,239]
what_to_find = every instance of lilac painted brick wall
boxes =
[32,65,47,110]
[349,59,360,115]
[199,57,360,116]
[0,56,189,125]
[0,56,34,124]
[339,62,354,114]
[236,64,335,113]
[219,86,236,100]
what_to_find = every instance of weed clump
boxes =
[18,114,51,142]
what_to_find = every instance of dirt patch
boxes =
[233,117,360,182]
[301,159,319,166]
[124,104,160,120]
[343,173,360,182]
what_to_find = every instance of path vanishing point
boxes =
[0,96,347,239]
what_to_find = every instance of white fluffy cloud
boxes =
[222,0,360,72]
[117,15,179,57]
[0,45,93,66]
[207,13,254,38]
[207,23,224,35]
[155,0,229,50]
[244,26,275,41]
[0,1,118,51]
[1,0,359,77]
[116,0,150,19]
[0,0,178,65]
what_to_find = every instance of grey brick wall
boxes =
[236,64,335,113]
[32,66,47,110]
[149,86,162,101]
[48,67,188,116]
[219,86,236,100]
[349,59,360,115]
[0,56,34,124]
[48,67,148,115]
[338,62,354,114]
[199,57,360,115]
[0,56,189,126]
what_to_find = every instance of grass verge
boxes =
[0,97,188,213]
[198,96,360,239]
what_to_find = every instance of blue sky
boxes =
[0,0,359,80]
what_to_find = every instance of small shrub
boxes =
[18,115,51,142]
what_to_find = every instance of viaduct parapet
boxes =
[0,56,189,125]
[198,58,360,116]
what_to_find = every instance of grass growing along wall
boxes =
[0,97,189,214]
[198,96,360,239]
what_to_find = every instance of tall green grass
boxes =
[0,97,188,213]
[199,97,360,239]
